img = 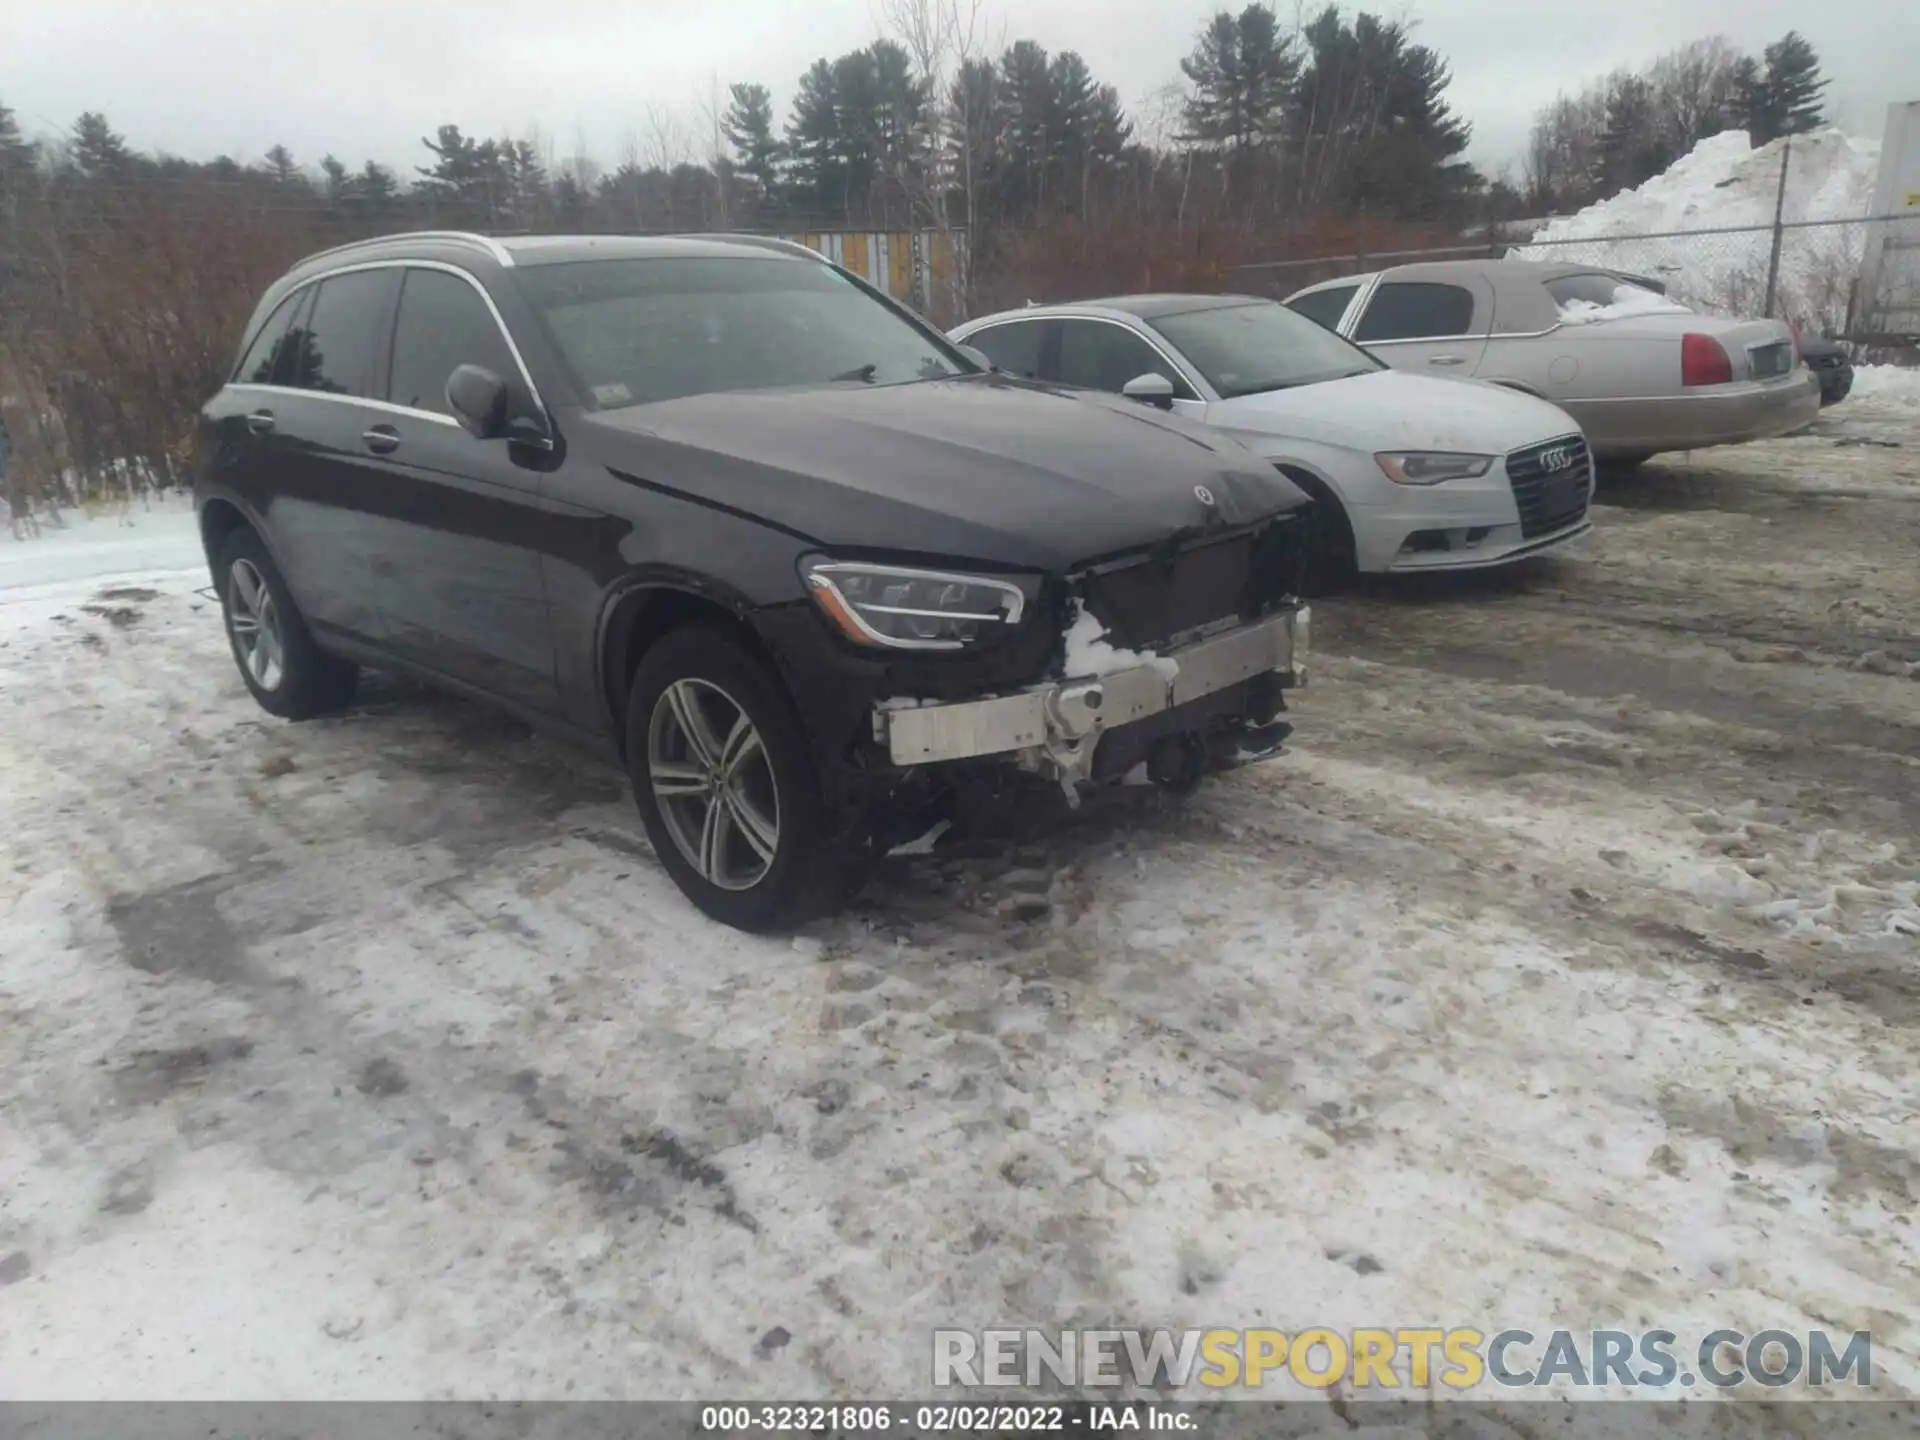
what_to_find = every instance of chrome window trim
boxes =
[225,382,461,427]
[1043,314,1214,402]
[236,258,547,417]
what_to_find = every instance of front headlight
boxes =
[802,560,1027,651]
[1375,451,1496,485]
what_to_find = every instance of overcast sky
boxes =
[2,0,1911,179]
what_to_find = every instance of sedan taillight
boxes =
[1681,332,1733,387]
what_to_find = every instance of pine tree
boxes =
[1728,55,1769,142]
[945,58,1004,229]
[996,40,1056,216]
[262,144,303,187]
[1594,74,1658,195]
[319,154,351,202]
[723,83,784,207]
[69,111,133,177]
[1181,5,1297,157]
[358,160,399,206]
[785,60,846,219]
[1763,31,1827,136]
[0,99,36,179]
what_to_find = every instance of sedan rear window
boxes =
[1546,274,1692,325]
[518,257,967,408]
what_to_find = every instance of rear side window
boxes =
[1056,320,1193,397]
[233,291,307,385]
[1286,285,1359,332]
[966,319,1048,379]
[1354,282,1477,342]
[290,270,397,397]
[388,268,519,415]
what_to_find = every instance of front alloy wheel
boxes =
[647,678,781,891]
[226,557,286,692]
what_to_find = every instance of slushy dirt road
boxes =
[1,395,1915,1407]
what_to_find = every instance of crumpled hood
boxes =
[1214,368,1580,454]
[581,375,1310,572]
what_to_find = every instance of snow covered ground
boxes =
[1514,128,1894,332]
[1,405,1917,1408]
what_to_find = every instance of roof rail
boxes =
[682,232,833,264]
[295,230,517,270]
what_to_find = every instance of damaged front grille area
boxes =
[1075,514,1307,651]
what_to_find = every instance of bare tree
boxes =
[880,0,993,318]
[694,72,734,229]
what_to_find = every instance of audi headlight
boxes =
[803,560,1027,651]
[1375,451,1496,485]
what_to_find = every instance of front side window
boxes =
[965,320,1048,379]
[233,291,306,385]
[1150,301,1380,399]
[388,268,520,415]
[290,270,397,396]
[1286,284,1360,333]
[1055,320,1193,397]
[1353,282,1478,342]
[517,257,969,409]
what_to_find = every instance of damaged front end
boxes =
[870,514,1311,804]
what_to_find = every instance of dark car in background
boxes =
[1797,331,1854,406]
[194,232,1311,930]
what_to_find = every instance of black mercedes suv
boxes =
[195,231,1312,930]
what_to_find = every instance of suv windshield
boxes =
[1149,300,1381,399]
[518,256,969,409]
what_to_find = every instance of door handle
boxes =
[245,410,275,434]
[1427,355,1467,367]
[362,424,401,455]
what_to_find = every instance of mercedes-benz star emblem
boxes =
[1194,485,1216,507]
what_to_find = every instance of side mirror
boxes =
[446,364,510,439]
[1122,372,1176,410]
[957,343,996,372]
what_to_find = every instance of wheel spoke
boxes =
[229,613,259,636]
[723,788,777,864]
[650,759,709,798]
[698,793,732,881]
[665,682,721,767]
[719,716,763,781]
[231,561,261,617]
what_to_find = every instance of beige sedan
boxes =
[1285,258,1820,464]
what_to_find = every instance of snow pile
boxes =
[1850,364,1920,408]
[1514,128,1882,332]
[1555,282,1693,325]
[1060,603,1179,682]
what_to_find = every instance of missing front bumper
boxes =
[872,607,1308,777]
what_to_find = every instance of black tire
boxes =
[626,624,844,932]
[216,528,358,719]
[1298,491,1358,596]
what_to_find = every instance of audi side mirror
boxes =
[957,343,996,372]
[446,364,510,439]
[1121,372,1176,410]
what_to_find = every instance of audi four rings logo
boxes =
[1194,485,1217,506]
[1540,447,1573,472]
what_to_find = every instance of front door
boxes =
[364,264,560,714]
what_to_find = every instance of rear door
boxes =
[1348,277,1493,376]
[268,267,402,644]
[961,317,1054,380]
[366,265,560,713]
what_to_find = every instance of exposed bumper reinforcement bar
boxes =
[874,606,1308,771]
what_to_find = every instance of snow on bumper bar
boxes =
[874,607,1309,767]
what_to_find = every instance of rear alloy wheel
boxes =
[627,624,845,931]
[217,528,358,719]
